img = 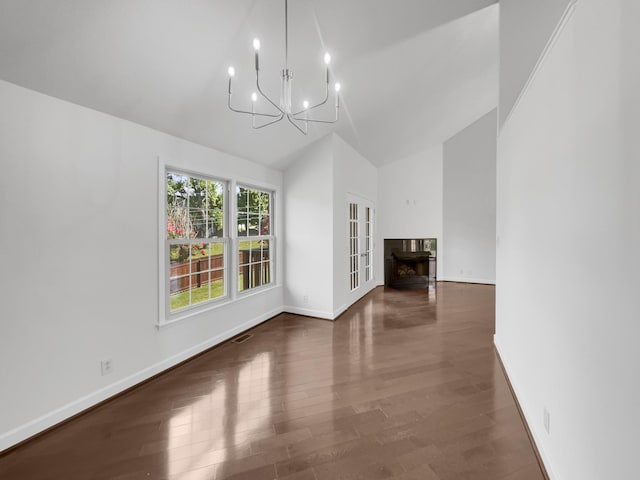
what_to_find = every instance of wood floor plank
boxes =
[0,283,544,480]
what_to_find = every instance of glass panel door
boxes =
[349,202,360,291]
[347,196,375,305]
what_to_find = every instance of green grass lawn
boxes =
[170,274,249,311]
[238,240,267,250]
[170,279,224,311]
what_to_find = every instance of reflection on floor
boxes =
[0,283,544,480]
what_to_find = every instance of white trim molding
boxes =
[283,306,336,320]
[500,0,579,131]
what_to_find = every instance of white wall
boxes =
[496,1,640,478]
[0,80,284,450]
[284,133,378,319]
[283,135,334,318]
[499,0,573,127]
[375,146,443,283]
[443,109,497,284]
[332,134,378,313]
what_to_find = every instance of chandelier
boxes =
[226,0,341,134]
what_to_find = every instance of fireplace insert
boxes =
[384,239,436,290]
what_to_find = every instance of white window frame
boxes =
[235,183,275,295]
[161,168,229,323]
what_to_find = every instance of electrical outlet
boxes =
[101,359,113,376]
[303,295,309,305]
[543,407,550,434]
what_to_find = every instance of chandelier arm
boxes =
[293,106,340,124]
[291,84,330,117]
[253,113,286,129]
[228,94,282,118]
[297,117,338,124]
[286,113,308,135]
[256,72,284,114]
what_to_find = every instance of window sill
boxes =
[157,283,280,330]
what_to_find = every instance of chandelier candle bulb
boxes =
[253,38,261,71]
[227,66,235,94]
[324,52,331,65]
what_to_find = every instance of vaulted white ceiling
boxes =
[0,0,498,168]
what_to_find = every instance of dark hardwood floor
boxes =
[0,283,544,480]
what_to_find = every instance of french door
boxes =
[347,195,375,304]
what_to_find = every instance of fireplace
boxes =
[384,239,437,290]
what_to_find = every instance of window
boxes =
[236,185,273,292]
[166,171,226,313]
[161,168,277,324]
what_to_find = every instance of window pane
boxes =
[207,182,224,238]
[238,240,251,261]
[167,173,191,239]
[169,244,191,265]
[236,187,272,237]
[237,211,248,236]
[190,270,210,306]
[167,206,190,239]
[248,213,260,236]
[260,214,270,235]
[236,186,248,212]
[209,243,225,300]
[169,244,191,312]
[260,239,270,261]
[260,192,270,215]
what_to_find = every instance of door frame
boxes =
[346,194,376,306]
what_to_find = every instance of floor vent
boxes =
[232,333,253,344]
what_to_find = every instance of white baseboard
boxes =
[332,304,348,319]
[494,335,561,480]
[283,287,374,321]
[0,306,284,452]
[441,276,495,285]
[283,305,336,320]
